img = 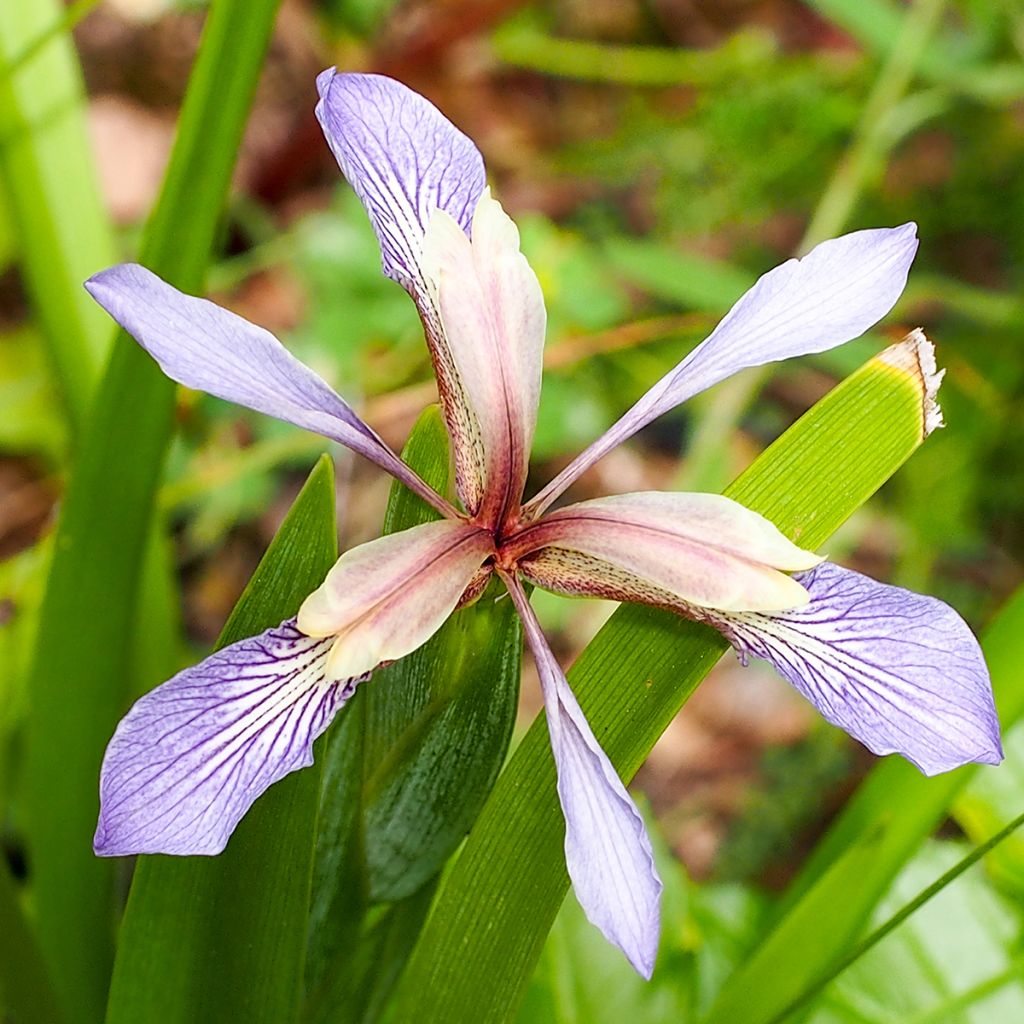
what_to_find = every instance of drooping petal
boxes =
[527,224,919,516]
[315,69,486,295]
[512,491,820,613]
[422,191,546,526]
[298,519,493,680]
[95,621,359,857]
[502,573,662,978]
[714,562,1002,775]
[85,264,454,517]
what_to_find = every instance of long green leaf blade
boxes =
[104,455,337,1024]
[22,3,282,1020]
[392,336,939,1023]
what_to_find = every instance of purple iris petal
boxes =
[716,562,1002,776]
[503,574,662,978]
[315,69,486,292]
[85,264,452,516]
[527,224,919,516]
[95,620,364,857]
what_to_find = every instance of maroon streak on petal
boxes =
[502,572,662,978]
[526,224,919,517]
[714,562,1002,775]
[85,264,456,518]
[94,621,361,857]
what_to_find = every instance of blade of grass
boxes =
[0,0,115,431]
[760,808,1024,1024]
[392,335,937,1024]
[104,456,337,1024]
[22,3,282,1021]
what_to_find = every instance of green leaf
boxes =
[391,336,941,1023]
[104,455,337,1024]
[364,408,521,899]
[21,3,283,1021]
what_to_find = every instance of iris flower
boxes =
[86,71,1001,977]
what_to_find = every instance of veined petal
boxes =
[527,224,919,515]
[715,562,1002,775]
[512,492,819,612]
[95,621,359,857]
[502,573,662,978]
[423,191,546,526]
[315,69,486,295]
[86,264,454,517]
[298,520,493,679]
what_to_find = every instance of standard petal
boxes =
[714,562,1002,775]
[315,69,486,295]
[86,264,454,516]
[422,191,546,526]
[95,621,359,857]
[503,573,662,978]
[527,224,919,515]
[510,491,819,612]
[298,520,493,679]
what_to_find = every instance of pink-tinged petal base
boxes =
[510,491,817,612]
[95,621,360,857]
[298,520,493,680]
[526,224,919,516]
[423,191,546,528]
[503,573,662,978]
[715,562,1002,775]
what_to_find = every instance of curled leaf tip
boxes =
[877,328,945,438]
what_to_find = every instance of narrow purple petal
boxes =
[503,573,662,977]
[315,69,486,293]
[95,620,364,857]
[714,562,1002,776]
[86,264,454,517]
[527,225,919,515]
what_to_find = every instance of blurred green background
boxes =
[2,1,1024,1021]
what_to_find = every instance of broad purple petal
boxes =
[86,264,453,517]
[95,621,361,857]
[503,574,662,977]
[527,225,919,515]
[715,562,1002,775]
[315,69,486,293]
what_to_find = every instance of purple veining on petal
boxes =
[85,264,456,518]
[95,620,366,857]
[715,562,1002,776]
[315,70,486,292]
[502,572,662,978]
[526,224,919,516]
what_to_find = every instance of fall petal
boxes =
[315,69,486,295]
[513,491,818,612]
[423,191,546,525]
[504,575,662,978]
[298,520,493,679]
[527,224,918,515]
[95,622,357,857]
[716,562,1002,775]
[85,264,450,514]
